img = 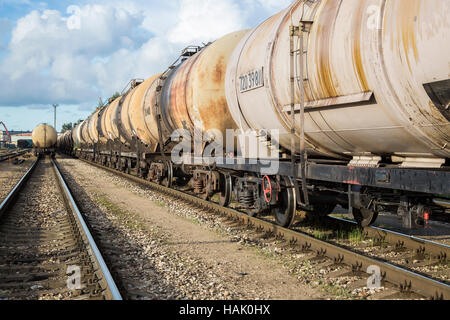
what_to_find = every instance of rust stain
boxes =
[397,0,421,72]
[315,0,340,98]
[351,1,369,92]
[169,55,198,135]
[213,56,225,84]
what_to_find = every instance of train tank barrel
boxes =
[225,0,450,167]
[143,30,249,153]
[119,89,137,146]
[80,118,92,145]
[128,74,162,149]
[103,98,122,142]
[32,124,57,149]
[72,121,83,149]
[87,109,101,144]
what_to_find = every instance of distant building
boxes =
[12,133,32,143]
[1,131,32,148]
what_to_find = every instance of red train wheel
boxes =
[263,175,272,203]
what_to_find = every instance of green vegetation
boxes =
[61,119,83,132]
[61,122,73,132]
[96,196,146,232]
[155,201,167,208]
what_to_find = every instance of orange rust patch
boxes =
[351,1,369,92]
[315,0,340,98]
[397,0,421,71]
[213,56,225,84]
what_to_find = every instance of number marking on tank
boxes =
[239,68,264,93]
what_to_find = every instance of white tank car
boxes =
[225,0,450,168]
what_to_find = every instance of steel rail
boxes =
[80,158,450,300]
[331,216,449,260]
[0,158,39,218]
[0,150,26,162]
[52,159,122,300]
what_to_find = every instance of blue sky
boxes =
[0,0,292,132]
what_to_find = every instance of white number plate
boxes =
[239,68,264,93]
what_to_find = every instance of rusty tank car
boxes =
[32,123,57,156]
[59,0,449,230]
[57,131,73,154]
[141,30,249,154]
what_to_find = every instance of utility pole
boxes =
[53,104,59,132]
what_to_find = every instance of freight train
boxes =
[32,124,57,157]
[58,0,450,230]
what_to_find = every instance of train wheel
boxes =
[272,176,297,228]
[162,161,173,188]
[218,173,232,207]
[353,208,378,228]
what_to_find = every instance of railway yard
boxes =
[1,0,449,308]
[0,152,448,301]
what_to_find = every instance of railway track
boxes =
[0,157,121,300]
[0,150,26,162]
[77,157,450,300]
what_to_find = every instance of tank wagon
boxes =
[59,0,450,230]
[57,131,73,155]
[32,124,57,156]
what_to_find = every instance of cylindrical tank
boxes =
[119,88,138,145]
[72,121,83,149]
[57,131,72,150]
[97,106,109,144]
[225,0,450,165]
[57,134,63,148]
[143,30,249,151]
[32,124,57,149]
[63,131,73,150]
[88,109,101,144]
[129,75,161,148]
[80,119,92,145]
[100,98,122,143]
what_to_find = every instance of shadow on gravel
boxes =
[55,156,184,300]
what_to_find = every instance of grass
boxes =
[320,283,354,299]
[334,227,364,245]
[154,201,167,208]
[96,196,147,232]
[189,217,200,225]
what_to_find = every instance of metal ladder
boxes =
[289,20,314,208]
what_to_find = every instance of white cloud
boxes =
[168,0,244,45]
[0,0,293,115]
[0,4,148,106]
